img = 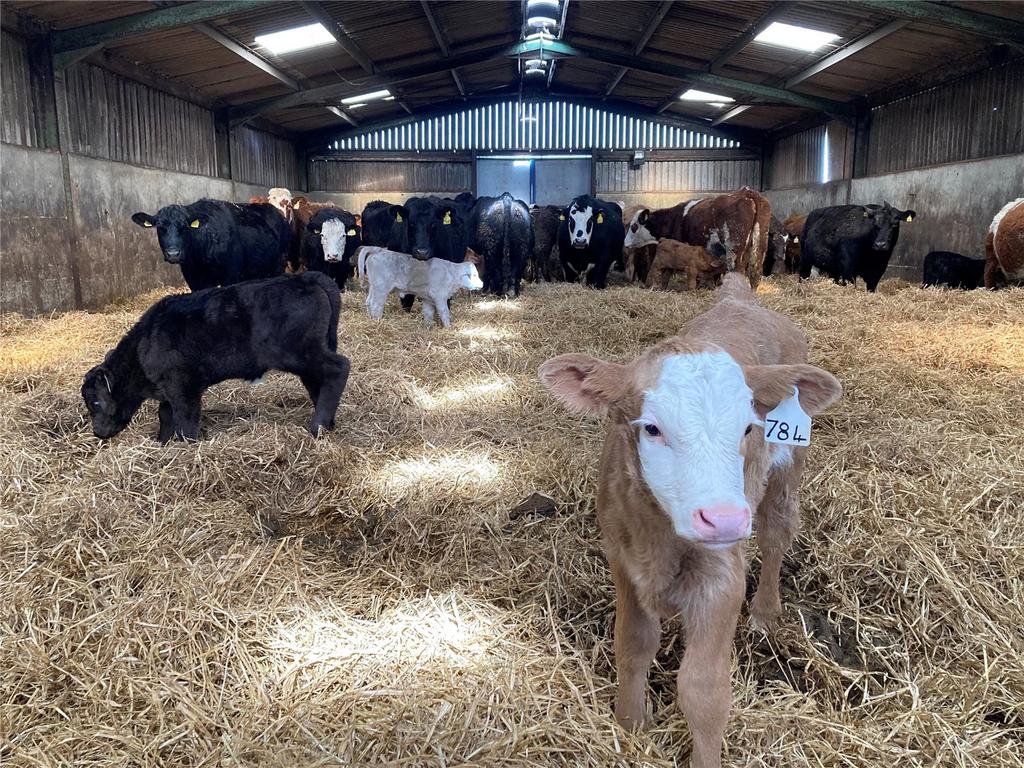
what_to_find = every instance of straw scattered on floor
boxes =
[2,276,1022,767]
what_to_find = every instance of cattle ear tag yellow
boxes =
[906,214,914,222]
[143,221,153,227]
[442,211,452,225]
[190,219,200,228]
[347,228,356,236]
[559,214,565,220]
[395,213,403,222]
[597,212,605,224]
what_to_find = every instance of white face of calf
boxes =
[635,352,756,547]
[568,204,595,248]
[320,219,347,262]
[624,209,656,248]
[462,263,484,291]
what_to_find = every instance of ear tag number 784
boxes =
[764,385,812,446]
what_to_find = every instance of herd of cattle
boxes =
[130,188,1024,299]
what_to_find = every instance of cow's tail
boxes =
[500,193,513,295]
[356,246,369,283]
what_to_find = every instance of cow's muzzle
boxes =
[324,253,342,263]
[571,239,589,249]
[414,248,431,260]
[163,249,182,264]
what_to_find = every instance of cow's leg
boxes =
[308,353,350,435]
[157,401,174,444]
[421,300,437,327]
[750,451,805,630]
[610,560,660,730]
[367,287,388,319]
[299,374,321,406]
[687,270,698,291]
[984,247,1001,289]
[171,392,202,440]
[678,568,743,768]
[434,298,452,328]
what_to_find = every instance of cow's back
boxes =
[990,198,1024,281]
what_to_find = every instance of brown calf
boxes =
[646,238,725,290]
[782,214,807,273]
[985,198,1024,287]
[539,275,841,767]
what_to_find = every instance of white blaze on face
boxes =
[636,351,757,546]
[569,204,594,248]
[462,263,484,291]
[268,187,292,217]
[624,209,656,248]
[320,219,347,262]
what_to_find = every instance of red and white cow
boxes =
[985,197,1024,288]
[539,274,841,768]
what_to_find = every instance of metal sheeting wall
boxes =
[64,63,217,176]
[866,60,1024,175]
[768,125,826,190]
[1,30,46,148]
[596,159,760,194]
[230,125,299,190]
[309,158,472,193]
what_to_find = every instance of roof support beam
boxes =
[325,106,359,128]
[711,18,908,125]
[419,0,467,97]
[51,1,263,54]
[192,22,300,90]
[299,0,376,74]
[603,0,672,97]
[708,1,794,73]
[848,1,1024,48]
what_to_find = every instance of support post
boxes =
[214,109,233,180]
[52,67,84,308]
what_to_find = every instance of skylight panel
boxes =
[255,23,335,55]
[754,21,839,52]
[680,89,735,103]
[341,90,392,104]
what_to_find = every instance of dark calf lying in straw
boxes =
[82,272,350,442]
[539,274,841,768]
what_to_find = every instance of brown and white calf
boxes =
[539,274,841,768]
[357,246,483,327]
[647,237,725,290]
[985,197,1024,288]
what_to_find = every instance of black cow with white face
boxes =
[132,199,289,291]
[799,202,916,292]
[301,208,362,290]
[556,194,625,289]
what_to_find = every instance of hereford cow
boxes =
[922,251,989,290]
[985,198,1024,288]
[301,208,362,290]
[557,194,625,288]
[624,188,771,288]
[528,204,563,281]
[132,199,289,291]
[647,238,726,290]
[538,274,841,768]
[799,202,915,291]
[82,272,349,442]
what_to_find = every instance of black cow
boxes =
[762,215,789,277]
[302,208,362,290]
[922,251,993,289]
[360,200,409,252]
[528,204,563,281]
[82,272,350,442]
[557,194,625,289]
[469,193,533,296]
[800,202,915,292]
[132,199,289,291]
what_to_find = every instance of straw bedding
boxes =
[1,276,1022,767]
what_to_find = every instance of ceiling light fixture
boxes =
[754,21,839,52]
[680,89,735,103]
[255,23,335,55]
[341,89,392,104]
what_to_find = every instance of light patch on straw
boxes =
[473,299,523,313]
[379,451,501,494]
[411,377,510,410]
[457,325,513,341]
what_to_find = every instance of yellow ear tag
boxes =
[559,214,565,221]
[597,212,605,224]
[443,211,452,225]
[395,213,403,222]
[347,228,356,236]
[906,214,913,223]
[143,221,153,227]
[190,219,200,228]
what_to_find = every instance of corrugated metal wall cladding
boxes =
[1,30,45,148]
[309,160,472,193]
[229,126,299,189]
[596,160,760,193]
[769,125,826,189]
[866,61,1024,175]
[63,63,216,176]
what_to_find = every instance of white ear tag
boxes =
[764,385,812,446]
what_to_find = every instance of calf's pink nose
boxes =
[692,503,751,542]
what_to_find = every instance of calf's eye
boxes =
[745,425,753,435]
[644,424,661,437]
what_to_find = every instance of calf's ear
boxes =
[132,212,155,228]
[539,353,630,415]
[744,363,842,417]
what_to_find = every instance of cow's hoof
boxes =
[749,597,783,633]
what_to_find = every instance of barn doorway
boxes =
[475,155,591,204]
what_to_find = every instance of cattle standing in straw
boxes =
[470,193,533,296]
[82,272,350,442]
[361,200,410,253]
[132,199,289,291]
[557,194,625,288]
[539,274,841,768]
[761,215,789,277]
[647,238,726,290]
[528,204,564,281]
[799,202,915,291]
[250,189,303,272]
[301,208,361,291]
[985,197,1024,288]
[624,188,771,288]
[782,213,807,273]
[357,246,483,327]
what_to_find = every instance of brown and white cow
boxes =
[647,237,725,291]
[624,187,772,288]
[985,198,1024,288]
[539,274,841,768]
[782,213,807,273]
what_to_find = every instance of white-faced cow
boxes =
[301,208,362,290]
[985,197,1024,288]
[557,194,625,288]
[539,274,842,768]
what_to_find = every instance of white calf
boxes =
[357,246,483,327]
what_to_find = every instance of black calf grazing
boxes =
[82,273,350,442]
[922,251,989,289]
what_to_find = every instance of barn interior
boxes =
[2,3,1023,768]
